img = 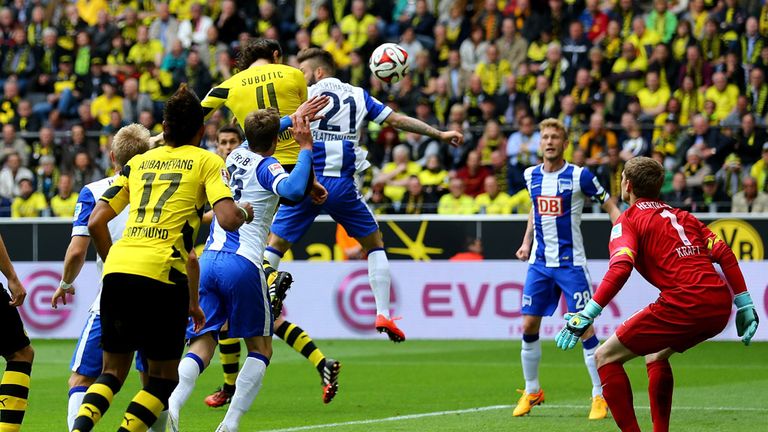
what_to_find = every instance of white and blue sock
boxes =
[67,385,88,430]
[264,247,283,269]
[169,353,205,422]
[582,335,602,397]
[521,333,541,394]
[367,248,391,318]
[222,352,269,432]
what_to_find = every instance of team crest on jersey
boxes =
[536,196,563,216]
[610,223,622,241]
[268,163,284,175]
[558,178,573,193]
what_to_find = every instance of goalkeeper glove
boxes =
[555,299,603,350]
[734,292,759,346]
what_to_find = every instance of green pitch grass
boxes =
[18,339,768,431]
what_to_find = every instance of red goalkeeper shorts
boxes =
[616,301,731,356]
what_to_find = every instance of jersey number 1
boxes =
[660,209,692,246]
[136,173,182,223]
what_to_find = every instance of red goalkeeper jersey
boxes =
[604,199,732,314]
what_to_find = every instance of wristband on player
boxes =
[734,292,754,309]
[59,280,73,290]
[581,299,603,319]
[238,205,252,223]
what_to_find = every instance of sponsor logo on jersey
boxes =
[220,168,230,183]
[610,223,622,241]
[72,203,82,222]
[268,163,285,175]
[536,196,563,216]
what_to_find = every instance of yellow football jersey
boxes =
[100,145,232,284]
[201,63,307,165]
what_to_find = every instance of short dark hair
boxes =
[297,48,336,76]
[163,83,204,146]
[237,38,282,70]
[243,108,280,153]
[624,156,665,199]
[217,125,243,141]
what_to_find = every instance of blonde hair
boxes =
[112,123,151,166]
[538,118,568,141]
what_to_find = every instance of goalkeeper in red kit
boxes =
[555,157,759,432]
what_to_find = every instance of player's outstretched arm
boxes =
[52,236,90,309]
[88,201,118,261]
[275,114,314,202]
[0,233,24,307]
[708,233,759,345]
[601,200,621,224]
[384,112,463,146]
[555,260,633,350]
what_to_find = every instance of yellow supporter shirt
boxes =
[704,84,739,121]
[476,60,512,95]
[140,70,174,102]
[626,30,661,59]
[750,160,767,193]
[100,145,232,284]
[311,21,332,47]
[381,161,422,202]
[50,193,79,217]
[507,188,531,214]
[201,63,307,165]
[91,95,124,126]
[127,41,164,66]
[418,169,449,190]
[437,194,475,215]
[339,14,377,49]
[323,40,353,69]
[11,193,48,218]
[474,192,511,214]
[611,55,647,95]
[169,0,206,21]
[637,87,671,112]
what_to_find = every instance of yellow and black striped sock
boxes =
[275,320,326,372]
[0,361,32,432]
[218,331,241,394]
[117,377,177,432]
[72,373,122,432]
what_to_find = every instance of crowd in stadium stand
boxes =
[1,0,768,218]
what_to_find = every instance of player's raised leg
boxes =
[594,333,641,432]
[356,231,404,342]
[645,348,675,432]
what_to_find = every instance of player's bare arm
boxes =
[384,112,463,146]
[87,201,118,262]
[292,95,330,124]
[51,236,90,308]
[214,198,253,229]
[0,233,24,306]
[516,208,534,261]
[186,248,205,333]
[601,200,621,224]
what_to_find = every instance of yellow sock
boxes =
[275,320,325,369]
[218,336,241,391]
[0,361,31,432]
[72,373,121,432]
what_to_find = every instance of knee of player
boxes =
[268,235,291,253]
[594,345,610,368]
[69,372,95,389]
[8,344,34,363]
[520,315,542,335]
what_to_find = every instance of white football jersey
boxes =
[308,77,392,176]
[204,145,288,267]
[71,175,129,314]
